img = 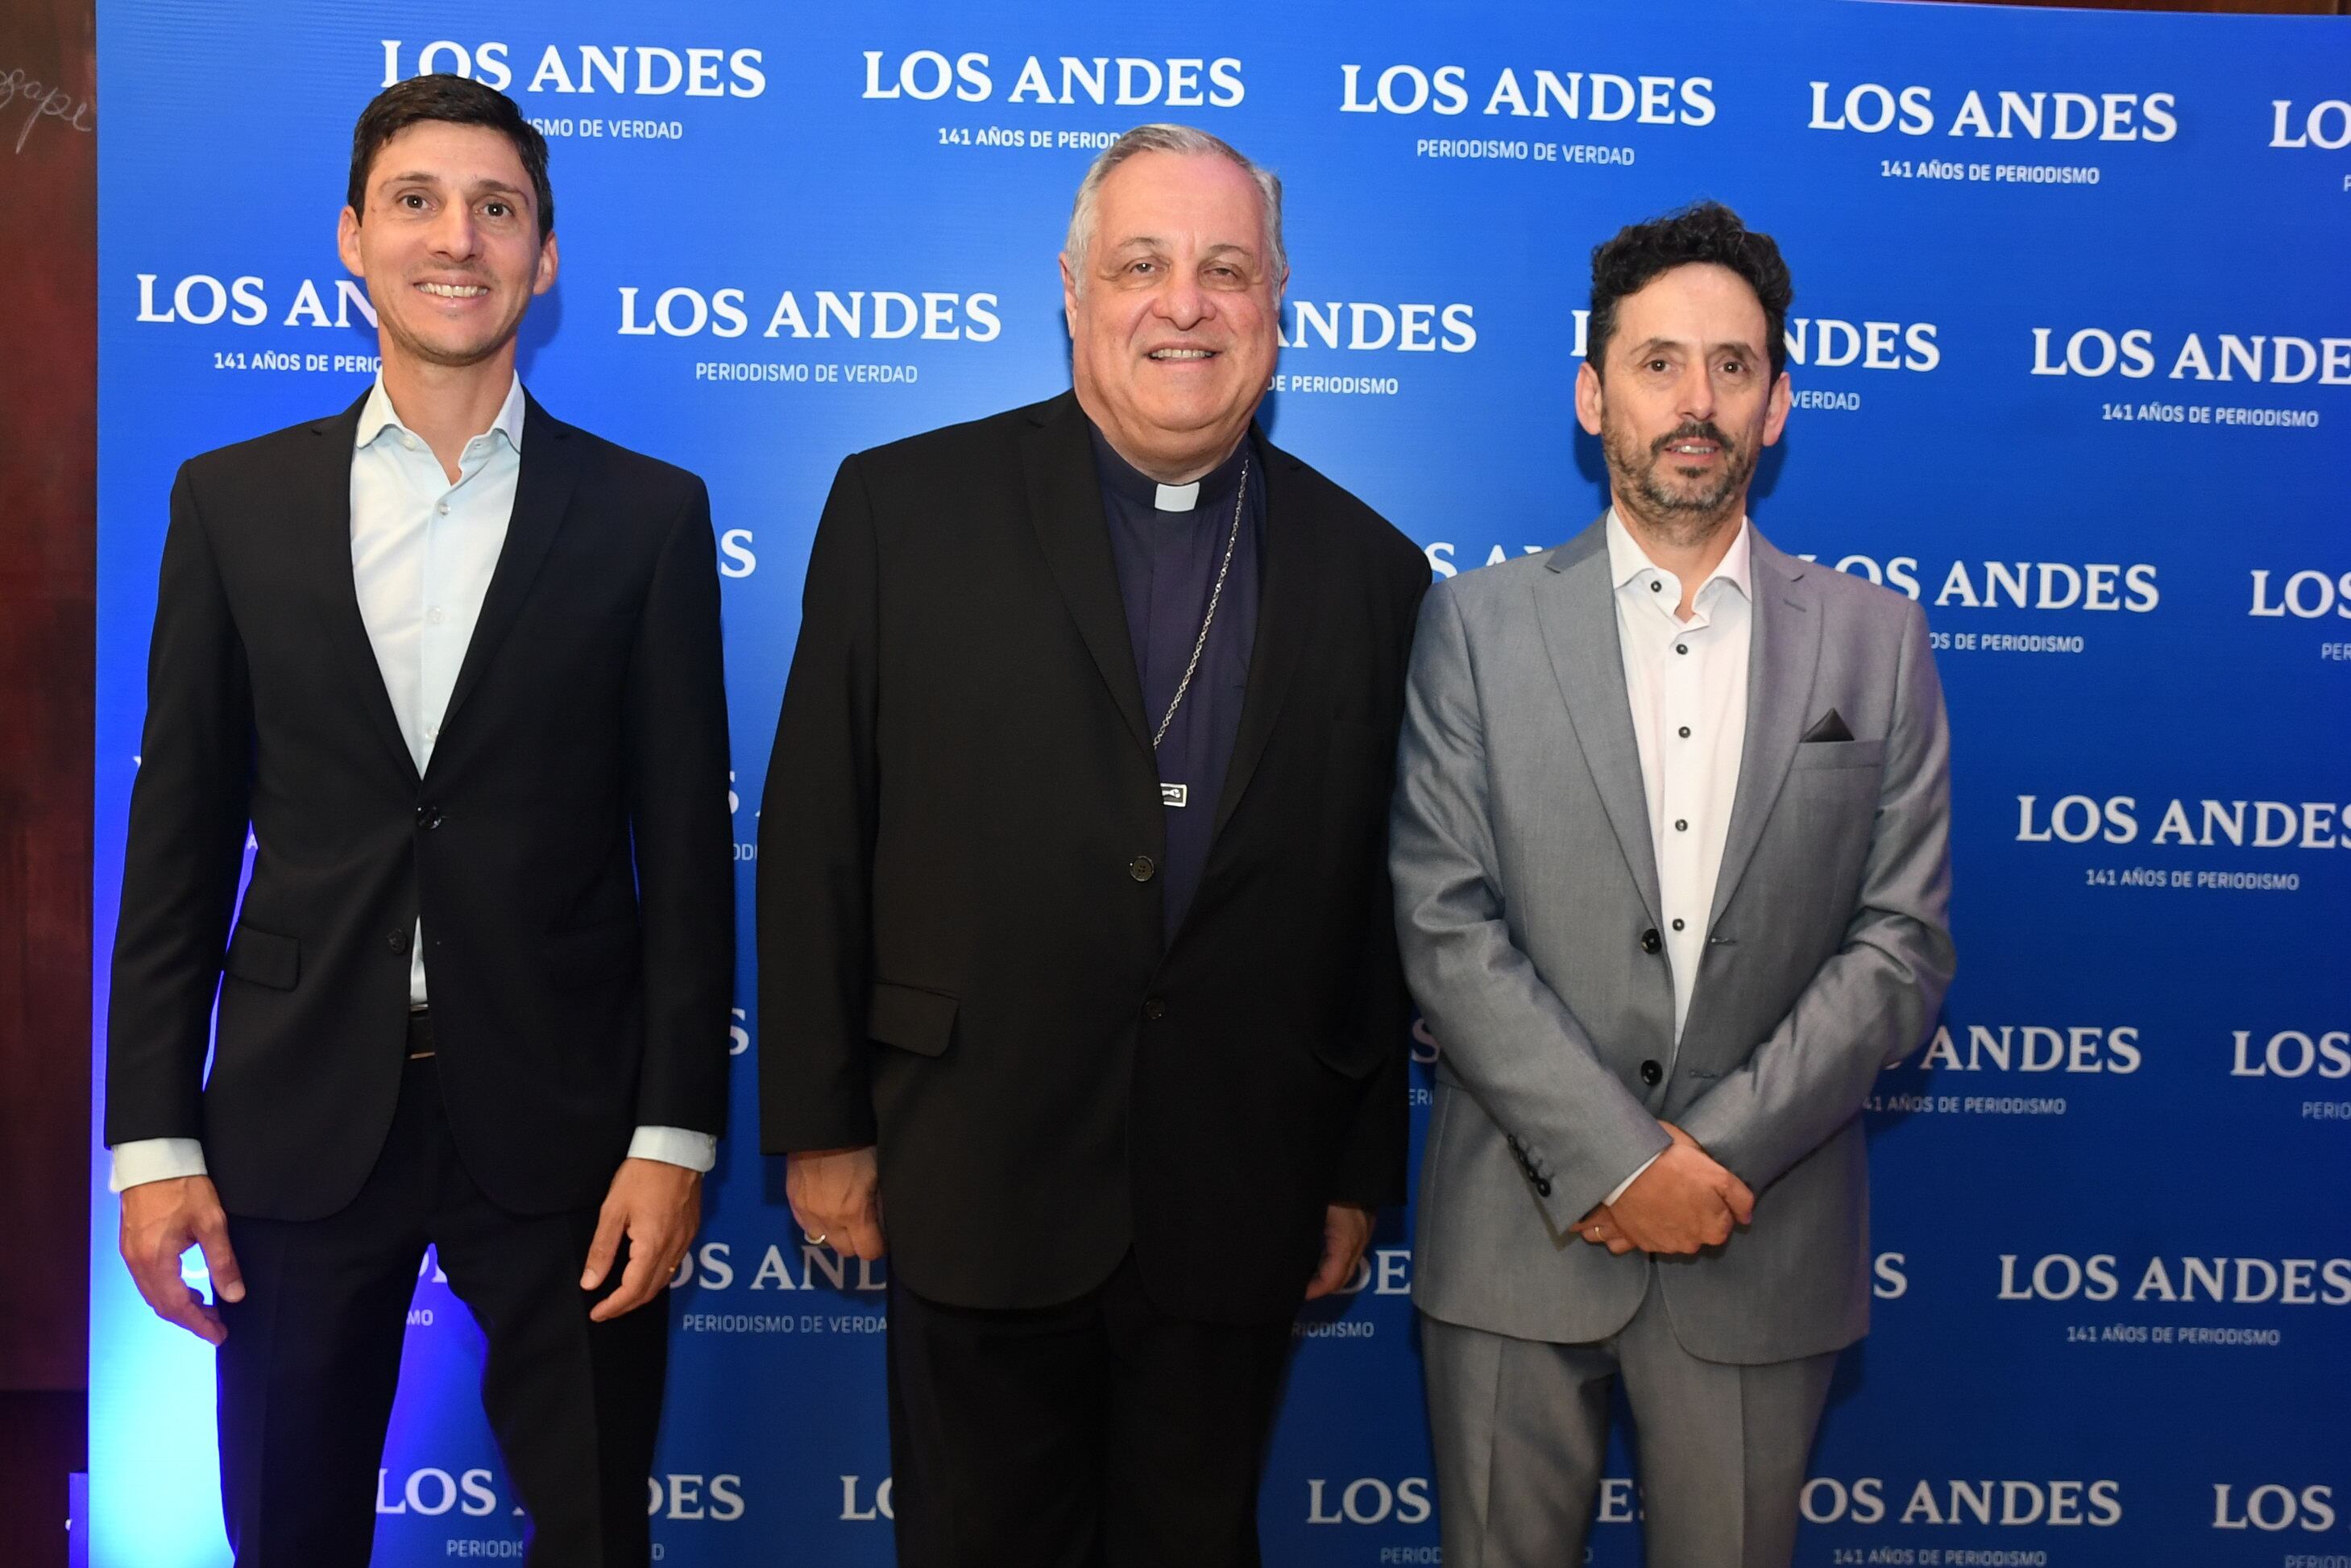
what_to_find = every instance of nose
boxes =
[427,201,482,263]
[1675,358,1716,423]
[1152,269,1209,333]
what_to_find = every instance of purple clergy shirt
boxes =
[1088,421,1265,940]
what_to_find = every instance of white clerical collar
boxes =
[1155,481,1201,512]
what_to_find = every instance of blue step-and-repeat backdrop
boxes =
[89,2,2351,1564]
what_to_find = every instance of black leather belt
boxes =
[408,1006,435,1060]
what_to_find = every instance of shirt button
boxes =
[1678,726,1692,739]
[427,607,445,624]
[1675,818,1689,832]
[401,433,417,450]
[1129,855,1156,882]
[1674,643,1689,656]
[1648,579,1662,593]
[424,724,438,742]
[437,502,450,516]
[1672,918,1686,931]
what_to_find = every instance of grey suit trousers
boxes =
[1421,1278,1835,1568]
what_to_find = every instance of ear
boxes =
[1761,367,1791,447]
[336,205,364,278]
[533,230,560,297]
[1059,251,1079,338]
[1574,359,1606,438]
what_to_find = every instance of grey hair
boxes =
[1064,123,1287,288]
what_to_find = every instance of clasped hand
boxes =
[1576,1122,1754,1256]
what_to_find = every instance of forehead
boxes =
[365,119,532,195]
[1611,261,1766,345]
[1091,150,1263,248]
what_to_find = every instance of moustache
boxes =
[1651,422,1735,458]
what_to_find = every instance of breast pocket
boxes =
[1788,738,1886,773]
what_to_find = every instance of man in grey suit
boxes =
[1391,201,1954,1567]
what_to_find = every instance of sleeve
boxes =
[1387,581,1670,1227]
[104,466,255,1148]
[1673,601,1956,1191]
[108,1137,208,1193]
[1324,549,1432,1206]
[626,1126,720,1173]
[620,477,737,1137]
[757,454,884,1154]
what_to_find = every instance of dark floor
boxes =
[0,1392,83,1568]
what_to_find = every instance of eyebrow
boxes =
[1627,334,1760,359]
[1103,235,1258,260]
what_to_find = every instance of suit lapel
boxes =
[1018,394,1152,757]
[1208,437,1316,840]
[433,394,581,753]
[301,394,420,786]
[1707,532,1822,927]
[1537,517,1662,928]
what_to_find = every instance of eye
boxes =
[482,200,512,219]
[1645,357,1670,373]
[396,192,429,211]
[1719,357,1746,375]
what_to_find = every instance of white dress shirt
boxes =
[111,375,715,1190]
[1598,508,1754,1203]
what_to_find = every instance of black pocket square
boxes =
[1801,708,1855,743]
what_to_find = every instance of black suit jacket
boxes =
[757,392,1428,1323]
[106,391,735,1220]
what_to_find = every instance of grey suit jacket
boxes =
[1391,516,1953,1364]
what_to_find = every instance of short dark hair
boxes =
[347,74,554,239]
[1586,201,1792,381]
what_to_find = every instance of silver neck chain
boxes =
[1151,453,1250,752]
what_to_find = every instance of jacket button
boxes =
[416,803,444,830]
[1129,855,1156,882]
[1640,927,1661,954]
[1142,997,1167,1021]
[388,930,411,954]
[1536,1177,1553,1198]
[1640,1059,1662,1086]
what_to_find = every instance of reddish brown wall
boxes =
[0,0,96,1396]
[0,2,97,1564]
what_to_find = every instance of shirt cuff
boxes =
[628,1126,719,1173]
[110,1138,208,1193]
[1603,1151,1663,1208]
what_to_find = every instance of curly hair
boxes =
[1586,201,1793,381]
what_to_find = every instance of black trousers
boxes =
[886,1251,1294,1568]
[214,1040,666,1567]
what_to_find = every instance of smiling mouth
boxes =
[417,281,491,299]
[1148,347,1217,361]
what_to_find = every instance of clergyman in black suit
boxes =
[759,123,1430,1566]
[106,76,732,1567]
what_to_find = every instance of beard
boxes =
[1603,416,1757,546]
